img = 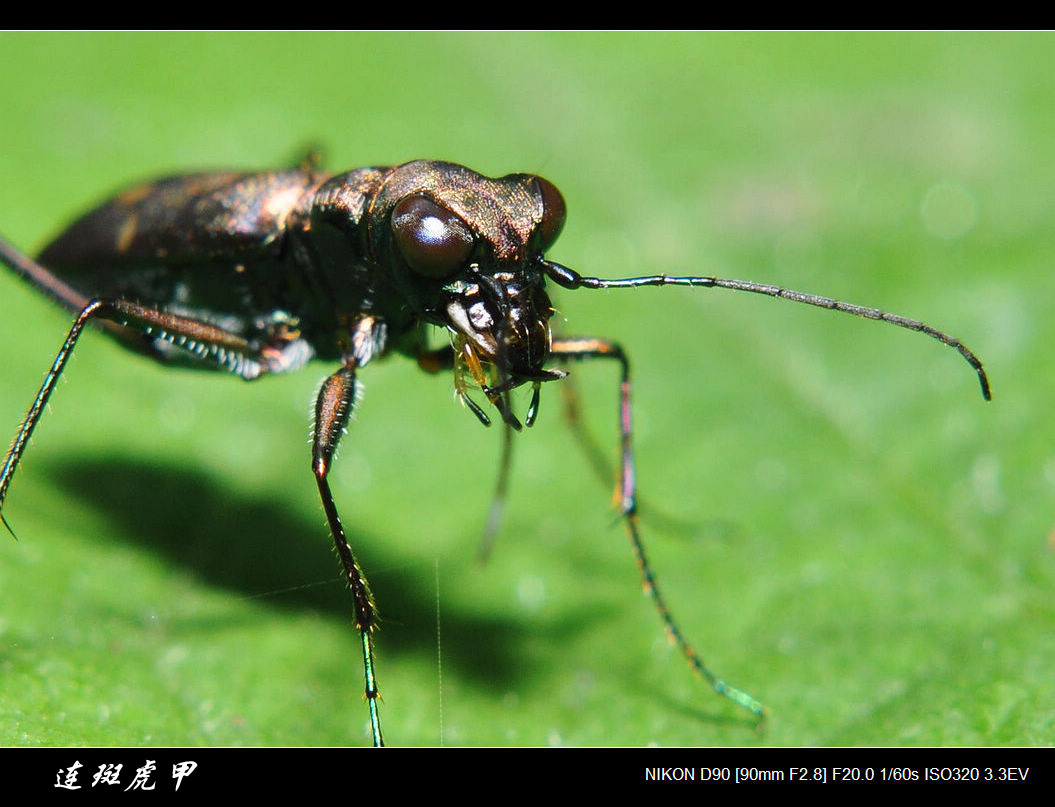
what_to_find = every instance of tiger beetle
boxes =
[0,159,991,746]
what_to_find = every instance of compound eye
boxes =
[392,195,474,278]
[534,176,566,250]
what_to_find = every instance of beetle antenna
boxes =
[543,261,991,402]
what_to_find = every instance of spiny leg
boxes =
[0,236,211,358]
[543,262,992,402]
[550,337,765,722]
[1,300,99,525]
[313,365,383,746]
[1,297,261,530]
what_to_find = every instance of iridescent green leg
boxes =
[1,300,103,530]
[313,364,383,747]
[550,336,765,724]
[1,297,261,533]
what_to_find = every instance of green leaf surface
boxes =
[0,31,1050,747]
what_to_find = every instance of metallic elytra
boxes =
[0,158,990,746]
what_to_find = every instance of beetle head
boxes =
[370,161,568,425]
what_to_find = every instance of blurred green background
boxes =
[0,32,1049,747]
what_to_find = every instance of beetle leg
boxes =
[550,338,634,513]
[558,371,699,539]
[549,336,766,724]
[557,370,623,496]
[0,235,90,313]
[1,299,99,526]
[0,235,141,352]
[312,364,383,747]
[476,419,514,564]
[0,238,317,377]
[0,297,269,529]
[412,343,515,562]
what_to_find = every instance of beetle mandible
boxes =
[0,159,991,746]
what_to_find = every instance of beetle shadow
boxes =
[46,455,606,690]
